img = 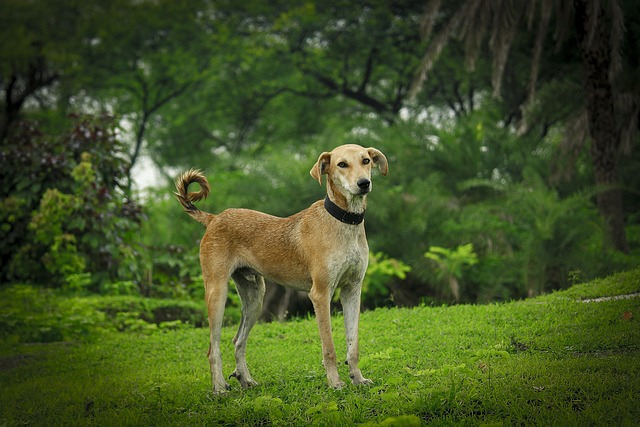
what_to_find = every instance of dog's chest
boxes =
[328,230,368,287]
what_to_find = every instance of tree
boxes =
[413,0,637,252]
[0,0,88,141]
[142,1,435,172]
[281,2,425,124]
[573,0,629,252]
[1,0,217,189]
[75,0,212,188]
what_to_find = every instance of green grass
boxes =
[1,269,639,426]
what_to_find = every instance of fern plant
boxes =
[425,243,478,302]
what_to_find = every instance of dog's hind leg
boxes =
[204,271,231,395]
[229,272,265,388]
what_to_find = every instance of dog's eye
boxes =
[337,162,348,168]
[363,158,370,165]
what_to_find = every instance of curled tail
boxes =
[174,169,213,226]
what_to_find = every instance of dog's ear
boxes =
[368,148,388,176]
[310,152,331,185]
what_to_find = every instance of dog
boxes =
[175,144,388,395]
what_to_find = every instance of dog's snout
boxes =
[357,178,371,190]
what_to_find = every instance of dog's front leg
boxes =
[340,283,373,385]
[309,283,344,389]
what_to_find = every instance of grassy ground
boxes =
[1,269,639,426]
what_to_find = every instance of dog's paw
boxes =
[330,380,346,390]
[350,372,373,386]
[354,377,373,386]
[230,370,259,389]
[212,381,232,396]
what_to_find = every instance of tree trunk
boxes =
[448,275,460,302]
[573,0,629,253]
[1,75,31,143]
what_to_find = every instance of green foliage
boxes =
[136,105,639,308]
[62,273,93,295]
[362,252,412,308]
[425,243,478,302]
[425,244,479,279]
[100,280,139,297]
[503,169,607,296]
[0,284,217,344]
[93,297,206,333]
[361,415,422,427]
[361,109,639,304]
[30,188,86,277]
[137,189,203,299]
[0,285,106,344]
[0,116,143,287]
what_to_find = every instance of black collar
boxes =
[324,196,365,225]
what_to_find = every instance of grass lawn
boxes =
[1,269,639,426]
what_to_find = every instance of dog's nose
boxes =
[357,178,371,190]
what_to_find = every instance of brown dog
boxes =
[175,144,388,395]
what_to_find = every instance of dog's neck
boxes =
[324,196,365,225]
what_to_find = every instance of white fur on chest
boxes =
[326,226,369,292]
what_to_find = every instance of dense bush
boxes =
[92,295,212,331]
[0,285,225,344]
[0,285,106,343]
[0,115,143,288]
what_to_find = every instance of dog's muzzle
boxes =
[357,178,371,194]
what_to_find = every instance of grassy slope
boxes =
[1,269,639,426]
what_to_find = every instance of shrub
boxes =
[0,285,218,344]
[0,115,143,288]
[425,243,478,302]
[362,252,412,308]
[0,285,106,344]
[88,295,211,329]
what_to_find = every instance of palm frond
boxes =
[585,0,602,47]
[488,0,522,97]
[410,0,475,98]
[460,0,488,70]
[528,0,552,103]
[608,0,625,80]
[551,109,589,183]
[553,0,574,50]
[419,0,442,39]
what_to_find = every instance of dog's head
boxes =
[310,144,388,197]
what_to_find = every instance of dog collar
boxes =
[324,196,365,225]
